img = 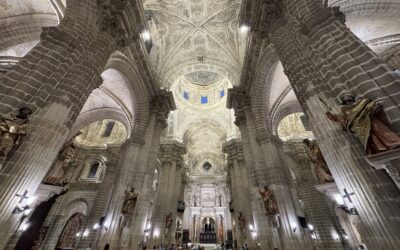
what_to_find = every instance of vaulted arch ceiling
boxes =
[0,0,60,51]
[143,0,247,86]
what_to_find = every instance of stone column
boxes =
[223,139,253,248]
[0,1,137,246]
[150,140,186,246]
[284,141,348,250]
[77,156,119,248]
[94,91,176,250]
[228,90,312,250]
[255,1,400,248]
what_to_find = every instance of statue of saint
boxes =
[238,212,246,235]
[164,212,173,236]
[122,188,138,214]
[44,132,81,185]
[258,185,279,216]
[302,139,334,183]
[326,94,400,155]
[0,107,32,168]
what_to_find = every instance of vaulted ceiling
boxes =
[143,0,247,86]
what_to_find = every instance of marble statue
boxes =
[122,188,138,214]
[0,107,32,167]
[326,94,400,155]
[302,138,334,183]
[44,132,81,185]
[258,185,279,215]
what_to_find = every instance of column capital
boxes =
[253,0,284,39]
[97,0,148,48]
[227,87,251,126]
[256,132,281,146]
[151,89,176,129]
[159,139,187,163]
[223,139,244,162]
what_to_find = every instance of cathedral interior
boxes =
[1,0,400,249]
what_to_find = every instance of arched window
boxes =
[88,162,100,179]
[102,122,115,137]
[56,213,84,249]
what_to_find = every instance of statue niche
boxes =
[258,185,279,216]
[0,107,32,168]
[303,139,334,184]
[326,94,400,155]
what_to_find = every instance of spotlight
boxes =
[141,30,151,41]
[240,25,250,33]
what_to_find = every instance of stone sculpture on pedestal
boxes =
[326,94,400,155]
[0,107,32,168]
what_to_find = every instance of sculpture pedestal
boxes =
[367,148,400,190]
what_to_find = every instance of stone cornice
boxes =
[159,140,187,163]
[151,89,176,128]
[223,139,244,161]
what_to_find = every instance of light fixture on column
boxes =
[20,222,30,232]
[144,221,151,236]
[94,216,107,230]
[249,224,257,239]
[177,200,185,212]
[239,24,250,33]
[141,30,151,41]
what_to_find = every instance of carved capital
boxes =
[126,133,146,146]
[223,139,245,161]
[151,90,176,129]
[256,132,281,145]
[299,7,345,36]
[227,87,251,126]
[97,0,135,48]
[252,0,284,39]
[159,140,187,164]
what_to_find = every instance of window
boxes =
[220,89,225,98]
[201,96,208,104]
[202,162,212,171]
[102,122,115,137]
[88,162,100,178]
[183,91,189,100]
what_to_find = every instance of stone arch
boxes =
[105,52,151,138]
[70,108,131,139]
[249,46,280,135]
[63,198,89,218]
[271,101,303,136]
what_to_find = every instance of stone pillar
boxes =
[254,1,400,248]
[227,90,312,250]
[94,91,176,250]
[223,139,253,248]
[284,141,348,249]
[0,1,137,246]
[77,157,119,248]
[150,140,186,246]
